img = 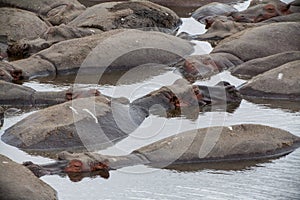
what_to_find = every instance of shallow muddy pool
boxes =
[1,0,300,199]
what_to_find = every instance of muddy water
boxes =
[1,0,300,199]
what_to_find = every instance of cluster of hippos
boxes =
[0,0,300,199]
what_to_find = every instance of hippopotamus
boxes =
[0,8,49,42]
[192,2,237,25]
[230,0,292,23]
[178,22,300,82]
[239,60,300,100]
[231,51,300,79]
[0,0,86,25]
[7,29,193,81]
[1,79,241,154]
[0,61,23,82]
[7,1,185,58]
[23,124,300,179]
[0,80,101,107]
[7,25,98,59]
[68,1,182,34]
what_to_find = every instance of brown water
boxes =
[1,0,300,199]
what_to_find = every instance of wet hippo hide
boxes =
[130,79,241,118]
[0,0,86,25]
[25,124,300,176]
[9,29,193,80]
[239,60,300,100]
[0,8,49,42]
[231,51,300,79]
[177,53,243,82]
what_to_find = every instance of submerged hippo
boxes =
[24,124,300,178]
[1,79,241,153]
[0,80,101,107]
[8,29,193,80]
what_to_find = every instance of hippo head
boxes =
[231,1,291,23]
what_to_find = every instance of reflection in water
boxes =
[164,159,274,172]
[66,170,110,182]
[38,63,171,86]
[243,98,300,113]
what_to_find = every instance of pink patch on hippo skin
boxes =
[64,159,84,173]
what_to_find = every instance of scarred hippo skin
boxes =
[1,79,241,153]
[0,0,86,25]
[231,51,300,79]
[24,124,300,179]
[8,29,193,80]
[0,8,49,42]
[0,80,101,107]
[239,60,300,100]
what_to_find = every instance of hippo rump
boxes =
[24,124,300,177]
[8,29,193,81]
[239,60,300,100]
[179,22,300,81]
[0,8,49,42]
[1,79,241,154]
[0,0,86,25]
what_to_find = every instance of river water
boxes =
[1,0,300,199]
